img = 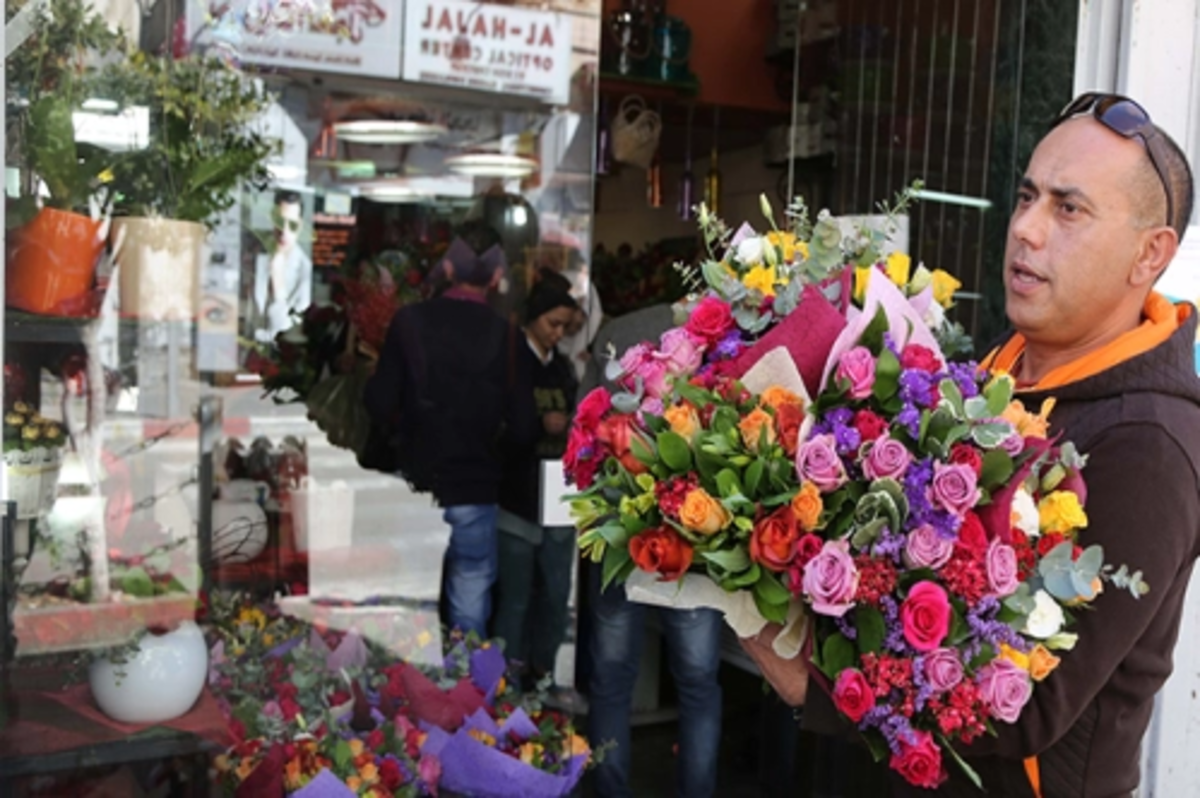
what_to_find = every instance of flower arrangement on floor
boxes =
[562,190,1148,787]
[207,595,592,797]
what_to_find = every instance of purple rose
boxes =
[903,523,954,570]
[862,435,913,481]
[656,328,705,376]
[640,396,664,419]
[836,346,877,400]
[922,648,964,694]
[985,539,1020,596]
[802,539,859,617]
[976,659,1032,723]
[999,431,1026,456]
[929,461,981,517]
[796,434,848,493]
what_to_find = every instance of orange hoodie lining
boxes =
[982,292,1187,392]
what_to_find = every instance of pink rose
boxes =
[619,344,670,398]
[900,581,951,652]
[802,540,859,617]
[575,388,612,431]
[835,346,876,400]
[832,668,875,722]
[903,524,954,570]
[796,434,848,493]
[929,461,981,517]
[889,729,945,789]
[640,396,664,419]
[976,658,1032,723]
[922,648,964,694]
[985,538,1020,596]
[685,296,735,343]
[861,436,913,481]
[999,431,1026,456]
[656,328,705,376]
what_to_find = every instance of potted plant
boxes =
[2,401,68,520]
[109,52,277,320]
[4,0,127,316]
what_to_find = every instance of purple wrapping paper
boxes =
[306,628,368,673]
[421,726,587,798]
[462,707,501,739]
[470,645,507,697]
[288,768,357,798]
[499,708,539,742]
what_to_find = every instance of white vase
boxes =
[89,620,209,724]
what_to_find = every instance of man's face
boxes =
[1004,118,1152,352]
[274,201,302,251]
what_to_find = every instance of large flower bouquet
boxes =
[563,192,1148,786]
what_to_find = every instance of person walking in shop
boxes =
[364,225,525,637]
[585,302,725,798]
[742,92,1200,797]
[493,280,580,694]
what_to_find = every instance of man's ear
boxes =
[1134,226,1180,287]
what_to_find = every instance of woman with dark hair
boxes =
[494,281,580,693]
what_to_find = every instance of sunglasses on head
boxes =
[1053,92,1174,230]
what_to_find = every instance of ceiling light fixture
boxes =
[357,181,431,204]
[444,153,538,179]
[333,120,447,145]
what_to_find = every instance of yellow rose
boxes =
[1001,397,1056,439]
[348,739,365,757]
[790,481,823,532]
[1027,644,1061,682]
[21,426,41,441]
[853,266,873,303]
[4,413,23,426]
[738,407,776,451]
[359,762,379,783]
[931,269,962,307]
[999,643,1030,671]
[759,386,805,412]
[236,757,258,781]
[663,403,701,440]
[345,776,362,792]
[679,488,732,535]
[767,231,798,262]
[519,742,543,764]
[1038,491,1088,535]
[565,733,590,758]
[743,264,778,297]
[469,728,497,746]
[885,252,912,287]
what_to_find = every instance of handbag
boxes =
[611,95,662,170]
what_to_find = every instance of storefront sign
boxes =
[402,0,572,104]
[312,212,357,269]
[186,0,403,79]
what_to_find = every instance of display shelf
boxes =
[599,71,700,101]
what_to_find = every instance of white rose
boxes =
[921,301,946,331]
[736,236,765,266]
[1011,488,1040,538]
[1022,590,1065,639]
[1044,632,1079,651]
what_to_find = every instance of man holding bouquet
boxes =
[745,93,1199,797]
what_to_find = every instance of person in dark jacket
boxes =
[364,227,524,637]
[742,93,1199,798]
[494,282,579,689]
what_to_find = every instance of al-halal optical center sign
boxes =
[402,0,572,105]
[186,0,403,79]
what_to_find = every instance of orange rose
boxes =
[679,488,732,535]
[750,506,800,572]
[597,414,649,474]
[760,385,805,412]
[775,403,806,457]
[791,481,823,531]
[1027,644,1061,682]
[663,403,701,440]
[1001,398,1056,439]
[629,527,694,580]
[738,407,776,452]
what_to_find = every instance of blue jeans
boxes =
[442,504,499,636]
[493,526,576,676]
[587,566,723,798]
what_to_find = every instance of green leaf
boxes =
[657,431,693,472]
[972,423,1013,449]
[118,566,155,598]
[819,633,856,680]
[939,736,984,791]
[601,545,635,591]
[872,347,901,403]
[597,522,630,549]
[985,377,1014,417]
[980,449,1015,489]
[631,435,658,469]
[701,547,752,572]
[716,468,743,499]
[755,569,792,605]
[948,605,971,646]
[856,607,886,655]
[744,459,765,497]
[859,306,890,352]
[939,378,966,418]
[334,739,353,771]
[727,563,762,589]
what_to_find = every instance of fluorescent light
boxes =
[911,189,993,211]
[333,120,447,145]
[445,153,538,179]
[82,97,118,112]
[357,181,430,203]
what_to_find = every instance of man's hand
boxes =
[739,623,809,707]
[543,411,569,435]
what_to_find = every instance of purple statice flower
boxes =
[895,404,922,439]
[713,329,745,361]
[861,705,918,755]
[835,614,858,640]
[948,361,982,400]
[871,524,906,564]
[902,456,962,539]
[882,332,902,356]
[813,407,863,457]
[899,369,939,409]
[833,422,863,456]
[880,595,910,654]
[911,654,934,713]
[967,596,1030,654]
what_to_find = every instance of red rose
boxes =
[379,757,404,790]
[956,512,989,555]
[685,297,735,343]
[575,388,613,432]
[852,410,889,442]
[367,728,385,751]
[775,403,806,457]
[949,444,983,477]
[750,506,800,572]
[900,344,942,373]
[1036,532,1069,558]
[889,729,946,789]
[564,427,600,489]
[795,534,823,568]
[629,527,694,581]
[832,668,875,723]
[597,414,649,475]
